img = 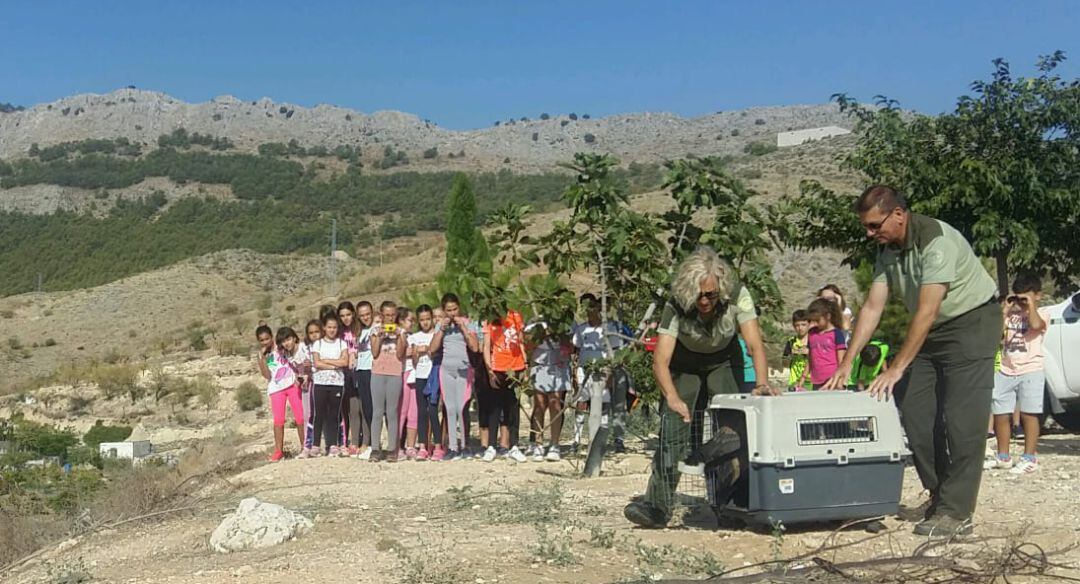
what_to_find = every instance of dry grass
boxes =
[0,430,257,572]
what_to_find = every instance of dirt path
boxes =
[10,434,1080,584]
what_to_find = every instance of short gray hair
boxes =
[671,246,735,313]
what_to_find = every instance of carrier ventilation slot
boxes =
[797,417,876,445]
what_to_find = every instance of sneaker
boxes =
[507,446,527,463]
[328,446,342,457]
[531,445,545,462]
[296,448,313,459]
[472,448,484,459]
[431,447,447,462]
[445,450,460,461]
[623,501,669,528]
[356,447,372,460]
[348,446,360,457]
[405,447,418,460]
[983,453,1013,470]
[416,447,430,461]
[1012,425,1025,439]
[545,446,561,462]
[385,450,399,463]
[269,450,285,462]
[482,446,498,462]
[912,514,973,537]
[370,450,383,463]
[612,439,627,454]
[1009,455,1038,475]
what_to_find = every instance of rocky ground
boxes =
[6,407,1078,584]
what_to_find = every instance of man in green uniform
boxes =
[826,185,1001,537]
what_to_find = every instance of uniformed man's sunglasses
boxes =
[863,208,898,232]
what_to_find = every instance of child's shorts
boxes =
[992,371,1044,415]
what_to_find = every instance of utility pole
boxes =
[329,218,337,298]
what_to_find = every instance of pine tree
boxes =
[444,173,479,273]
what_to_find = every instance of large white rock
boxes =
[209,497,312,553]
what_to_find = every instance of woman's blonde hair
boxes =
[671,246,735,313]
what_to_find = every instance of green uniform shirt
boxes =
[657,286,757,353]
[872,213,997,326]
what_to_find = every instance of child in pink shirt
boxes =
[802,298,848,390]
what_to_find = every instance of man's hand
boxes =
[488,371,500,389]
[667,397,691,423]
[822,363,853,390]
[867,367,904,401]
[752,383,780,396]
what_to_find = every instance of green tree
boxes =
[785,53,1080,295]
[444,173,482,273]
[82,421,132,448]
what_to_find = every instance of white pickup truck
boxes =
[1045,291,1080,431]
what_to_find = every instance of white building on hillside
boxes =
[776,126,851,147]
[99,440,153,462]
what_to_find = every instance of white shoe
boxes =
[1009,456,1038,475]
[545,446,561,462]
[983,453,1012,470]
[531,445,545,462]
[482,446,497,463]
[357,447,372,461]
[507,446,527,463]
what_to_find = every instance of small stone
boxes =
[412,516,428,522]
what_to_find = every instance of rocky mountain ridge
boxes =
[0,88,851,168]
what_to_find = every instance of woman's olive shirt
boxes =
[656,286,757,353]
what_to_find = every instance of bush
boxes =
[83,421,132,448]
[560,120,570,127]
[583,133,596,144]
[0,310,12,319]
[743,141,778,156]
[7,337,21,350]
[91,364,139,400]
[540,113,550,120]
[193,376,221,412]
[43,338,57,347]
[754,118,766,125]
[234,381,264,412]
[568,113,578,121]
[423,147,438,159]
[215,337,247,357]
[11,419,78,458]
[730,129,740,137]
[188,329,208,351]
[532,132,539,142]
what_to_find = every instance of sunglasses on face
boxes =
[1006,295,1029,305]
[698,291,720,302]
[862,208,897,233]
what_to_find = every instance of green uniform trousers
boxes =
[644,338,742,518]
[898,300,1001,520]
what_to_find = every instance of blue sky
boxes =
[2,1,1077,129]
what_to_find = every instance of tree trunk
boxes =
[585,245,614,478]
[995,252,1009,299]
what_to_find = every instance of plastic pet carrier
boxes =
[699,391,908,527]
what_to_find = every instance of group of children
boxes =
[781,285,890,392]
[255,292,633,464]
